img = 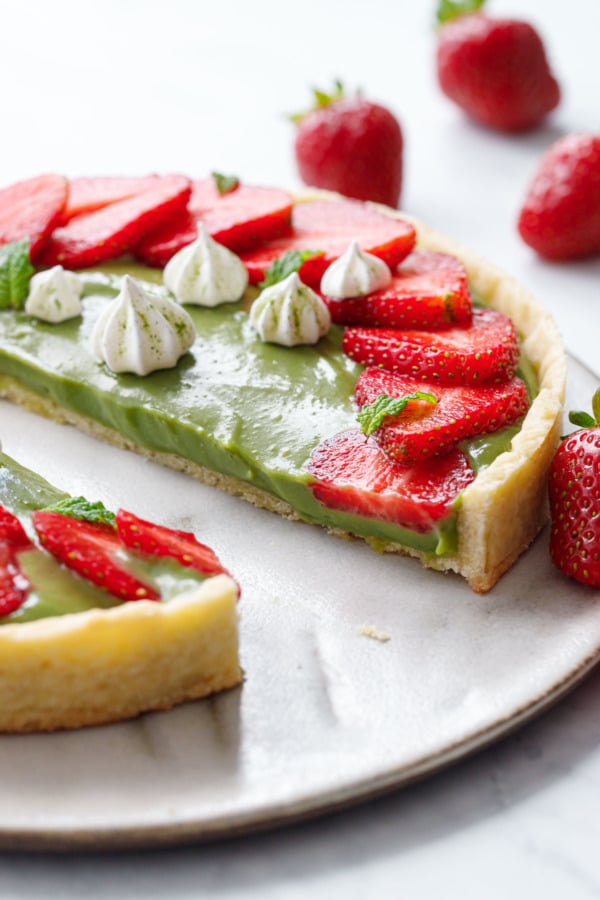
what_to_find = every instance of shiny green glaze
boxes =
[0,266,537,566]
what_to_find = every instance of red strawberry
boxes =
[343,308,519,385]
[436,6,560,131]
[548,389,600,587]
[307,430,475,532]
[0,174,68,260]
[37,175,192,269]
[0,504,33,616]
[135,178,293,267]
[240,199,416,289]
[115,509,232,580]
[355,368,529,464]
[32,511,159,602]
[518,134,600,261]
[327,251,471,329]
[62,174,165,220]
[292,82,404,207]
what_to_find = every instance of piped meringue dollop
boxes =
[249,272,331,346]
[91,275,196,376]
[163,223,248,306]
[320,241,392,298]
[24,266,83,323]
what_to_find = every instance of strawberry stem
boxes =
[290,80,345,124]
[569,387,600,429]
[436,0,486,25]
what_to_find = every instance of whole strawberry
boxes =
[435,0,560,131]
[549,389,600,588]
[292,81,403,208]
[518,134,600,261]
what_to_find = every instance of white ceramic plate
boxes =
[0,356,598,851]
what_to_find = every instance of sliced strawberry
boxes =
[37,175,192,269]
[343,308,519,385]
[0,505,33,616]
[0,174,68,260]
[239,199,416,288]
[355,369,529,464]
[115,509,231,580]
[326,251,472,328]
[136,179,294,266]
[32,511,159,602]
[307,430,475,532]
[62,174,165,220]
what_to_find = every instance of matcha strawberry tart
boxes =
[0,172,566,599]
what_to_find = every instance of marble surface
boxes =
[1,0,599,895]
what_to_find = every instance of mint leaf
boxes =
[357,392,437,436]
[0,239,34,310]
[436,0,486,24]
[211,172,240,195]
[259,250,321,289]
[43,497,116,528]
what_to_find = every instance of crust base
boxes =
[0,575,241,733]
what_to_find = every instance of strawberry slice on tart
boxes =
[326,250,472,328]
[239,199,416,288]
[136,177,294,266]
[62,174,167,221]
[0,505,33,616]
[355,369,530,465]
[307,430,475,532]
[343,308,520,385]
[37,174,192,268]
[0,174,68,261]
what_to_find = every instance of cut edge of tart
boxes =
[0,457,241,733]
[0,190,567,594]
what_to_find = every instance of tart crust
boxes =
[0,193,566,593]
[0,574,241,733]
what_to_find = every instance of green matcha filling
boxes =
[0,264,539,581]
[0,454,208,624]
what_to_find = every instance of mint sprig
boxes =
[357,391,437,436]
[43,497,116,528]
[0,239,34,310]
[211,172,240,195]
[259,250,321,289]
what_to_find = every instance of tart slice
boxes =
[0,183,566,593]
[0,453,241,733]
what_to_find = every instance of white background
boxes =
[1,0,599,896]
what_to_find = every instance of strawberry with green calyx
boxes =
[355,368,529,465]
[0,504,33,616]
[436,0,560,132]
[0,240,34,311]
[326,251,471,329]
[307,430,475,532]
[0,174,68,261]
[292,81,404,208]
[518,134,600,261]
[549,388,600,588]
[136,178,294,267]
[343,308,519,385]
[240,199,416,290]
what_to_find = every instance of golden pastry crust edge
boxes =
[0,571,241,733]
